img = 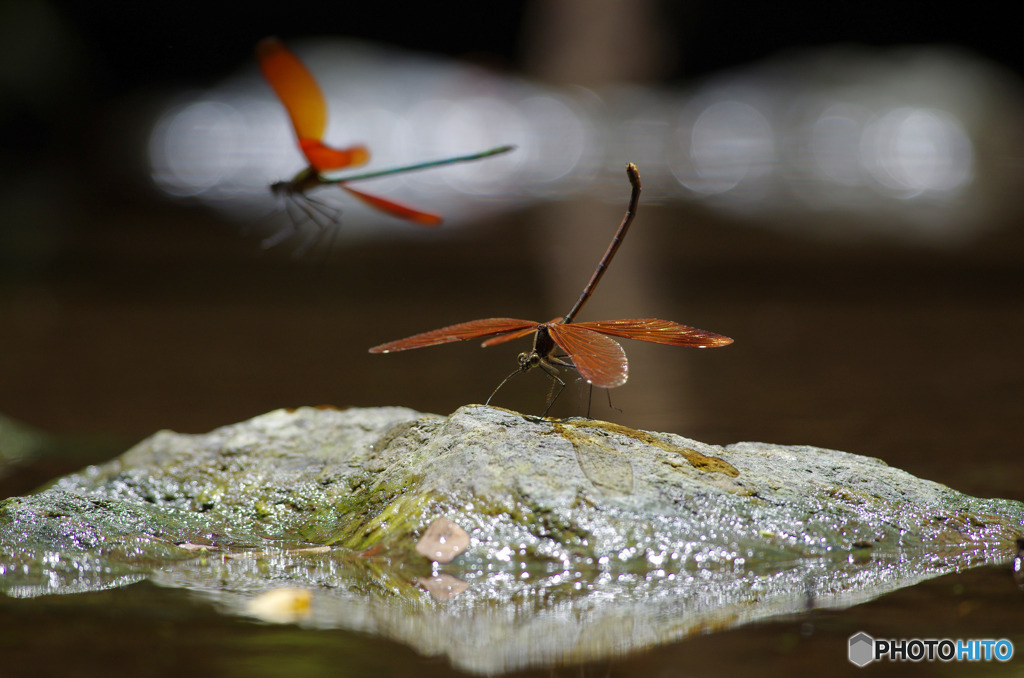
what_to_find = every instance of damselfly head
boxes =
[517,351,540,371]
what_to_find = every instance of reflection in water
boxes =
[1013,538,1024,589]
[245,586,313,624]
[415,573,469,601]
[147,41,1022,241]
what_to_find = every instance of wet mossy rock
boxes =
[2,404,1022,672]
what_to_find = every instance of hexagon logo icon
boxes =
[849,632,874,667]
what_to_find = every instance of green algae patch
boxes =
[328,491,436,550]
[1,404,1023,674]
[555,417,740,477]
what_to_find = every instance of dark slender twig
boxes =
[563,163,642,324]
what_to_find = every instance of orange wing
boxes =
[369,318,539,354]
[575,318,733,347]
[481,315,562,347]
[257,37,328,142]
[480,326,540,347]
[341,185,442,226]
[257,37,369,172]
[547,324,629,388]
[300,140,369,173]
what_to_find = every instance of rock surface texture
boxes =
[1,405,1021,672]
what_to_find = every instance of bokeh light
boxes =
[147,41,1024,242]
[674,98,776,197]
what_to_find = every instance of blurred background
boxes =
[1,0,1023,507]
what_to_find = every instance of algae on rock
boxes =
[1,404,1021,673]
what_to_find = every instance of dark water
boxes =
[1,198,1023,675]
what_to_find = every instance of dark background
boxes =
[51,2,1024,93]
[1,0,1022,504]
